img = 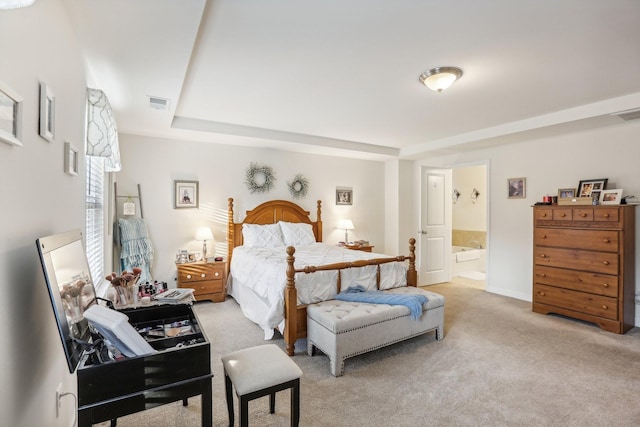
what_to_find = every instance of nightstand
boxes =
[345,245,374,252]
[176,261,227,302]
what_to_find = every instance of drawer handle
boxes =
[540,254,547,258]
[186,274,192,279]
[541,235,547,239]
[602,305,608,310]
[201,286,206,290]
[580,213,587,217]
[602,283,609,288]
[540,273,547,278]
[602,261,610,265]
[201,273,206,278]
[541,213,547,217]
[539,291,546,296]
[603,238,610,243]
[560,213,566,217]
[214,272,220,277]
[604,213,610,218]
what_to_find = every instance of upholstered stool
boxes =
[221,344,302,427]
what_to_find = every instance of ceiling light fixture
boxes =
[419,67,463,92]
[0,0,36,9]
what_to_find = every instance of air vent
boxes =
[147,96,170,111]
[611,108,640,122]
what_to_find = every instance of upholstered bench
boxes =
[306,286,445,376]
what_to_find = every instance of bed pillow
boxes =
[242,223,285,247]
[279,221,316,246]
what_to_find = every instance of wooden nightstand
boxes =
[176,261,227,302]
[345,245,374,252]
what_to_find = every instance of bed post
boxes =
[227,198,235,271]
[316,200,323,242]
[284,246,297,356]
[407,237,417,287]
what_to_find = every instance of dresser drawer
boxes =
[594,208,619,222]
[534,266,618,297]
[534,228,619,252]
[533,284,618,321]
[534,247,618,275]
[193,279,224,295]
[552,208,573,221]
[178,264,224,284]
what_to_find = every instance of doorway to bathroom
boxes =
[451,163,488,288]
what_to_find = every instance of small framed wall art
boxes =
[507,177,526,199]
[336,187,353,205]
[39,82,55,142]
[0,80,23,147]
[174,180,199,209]
[64,142,79,176]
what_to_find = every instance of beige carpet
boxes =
[97,279,640,426]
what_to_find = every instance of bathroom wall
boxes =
[452,165,487,248]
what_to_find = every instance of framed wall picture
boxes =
[174,180,199,209]
[599,189,623,205]
[336,187,353,205]
[39,82,55,142]
[577,178,608,200]
[507,177,526,199]
[0,81,23,147]
[64,142,79,176]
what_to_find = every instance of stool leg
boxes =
[291,379,300,427]
[240,395,249,427]
[224,372,234,427]
[269,391,276,414]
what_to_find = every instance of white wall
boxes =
[416,121,640,307]
[0,2,87,426]
[116,134,389,282]
[452,165,487,232]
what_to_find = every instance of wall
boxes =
[0,2,87,426]
[116,134,388,282]
[416,121,640,310]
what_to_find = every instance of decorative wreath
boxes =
[245,162,276,194]
[287,174,309,199]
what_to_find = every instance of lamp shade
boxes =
[339,219,354,230]
[195,227,214,241]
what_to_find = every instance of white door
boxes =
[420,167,452,285]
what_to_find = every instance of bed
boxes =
[226,198,417,355]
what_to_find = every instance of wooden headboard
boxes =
[227,198,323,263]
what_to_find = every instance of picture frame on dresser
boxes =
[599,189,623,205]
[577,178,608,199]
[557,188,575,200]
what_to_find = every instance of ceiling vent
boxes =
[611,108,640,122]
[147,96,170,111]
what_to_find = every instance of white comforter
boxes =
[228,243,408,338]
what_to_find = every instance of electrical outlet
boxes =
[55,383,62,418]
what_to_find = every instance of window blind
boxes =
[86,155,105,292]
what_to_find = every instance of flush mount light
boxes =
[0,0,36,9]
[419,67,463,92]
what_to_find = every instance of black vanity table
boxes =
[36,230,212,427]
[77,304,212,427]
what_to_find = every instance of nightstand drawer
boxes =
[194,279,224,295]
[178,264,223,283]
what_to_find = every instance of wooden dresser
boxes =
[532,205,635,334]
[176,261,227,302]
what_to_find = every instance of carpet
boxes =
[96,280,640,426]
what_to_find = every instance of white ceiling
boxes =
[62,0,640,161]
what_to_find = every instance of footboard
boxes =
[283,238,417,356]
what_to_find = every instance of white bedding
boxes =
[227,242,408,339]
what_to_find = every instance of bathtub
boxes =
[451,246,486,278]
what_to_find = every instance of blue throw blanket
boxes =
[335,285,428,320]
[116,218,154,282]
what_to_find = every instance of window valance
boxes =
[86,88,121,172]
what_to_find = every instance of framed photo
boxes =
[600,189,623,205]
[336,187,353,205]
[64,142,79,176]
[507,177,526,198]
[557,188,576,200]
[174,180,199,209]
[39,82,55,142]
[0,81,23,147]
[577,178,608,200]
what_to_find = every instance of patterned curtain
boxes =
[86,88,121,172]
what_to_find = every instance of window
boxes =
[86,155,105,293]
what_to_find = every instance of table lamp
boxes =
[195,227,214,259]
[339,219,354,243]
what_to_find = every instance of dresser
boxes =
[176,261,227,302]
[532,205,635,334]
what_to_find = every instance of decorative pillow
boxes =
[242,223,285,247]
[279,221,316,246]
